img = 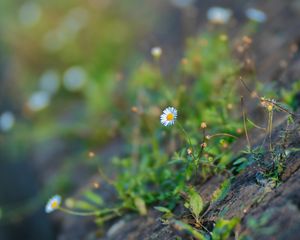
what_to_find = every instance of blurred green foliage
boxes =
[0,0,162,222]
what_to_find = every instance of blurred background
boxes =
[0,1,189,239]
[0,0,299,239]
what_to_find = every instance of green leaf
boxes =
[154,206,173,219]
[168,159,184,165]
[134,197,147,216]
[84,190,104,206]
[154,206,171,213]
[233,157,247,165]
[172,220,206,240]
[189,189,203,221]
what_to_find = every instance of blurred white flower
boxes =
[43,7,89,52]
[160,107,177,126]
[45,195,61,213]
[63,66,87,92]
[19,1,42,27]
[151,46,162,59]
[62,7,89,35]
[170,0,195,8]
[39,70,60,95]
[0,111,15,132]
[207,6,232,24]
[27,91,51,111]
[43,30,66,52]
[245,8,267,23]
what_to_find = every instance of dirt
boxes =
[56,1,300,239]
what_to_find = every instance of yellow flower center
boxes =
[166,113,174,121]
[51,201,58,209]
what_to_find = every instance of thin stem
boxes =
[200,127,206,152]
[59,207,101,216]
[59,207,120,217]
[177,122,193,147]
[247,118,266,130]
[196,127,207,177]
[268,110,273,152]
[239,77,259,98]
[202,127,206,143]
[241,96,251,150]
[207,133,238,140]
[177,122,197,160]
[97,212,120,222]
[98,168,115,185]
[177,122,199,178]
[260,110,270,152]
[199,222,212,236]
[260,109,273,152]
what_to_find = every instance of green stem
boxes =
[207,133,238,140]
[98,168,115,185]
[241,96,251,151]
[196,127,207,176]
[177,122,193,147]
[260,109,272,152]
[58,207,120,217]
[247,118,266,130]
[177,122,198,177]
[268,110,273,152]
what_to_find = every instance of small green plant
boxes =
[170,217,240,240]
[184,188,204,227]
[172,219,207,240]
[211,218,239,240]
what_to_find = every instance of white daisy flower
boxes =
[160,107,177,126]
[45,195,61,213]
